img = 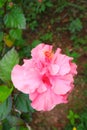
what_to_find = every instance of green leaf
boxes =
[0,32,3,42]
[74,114,79,119]
[0,123,3,130]
[10,127,16,130]
[7,115,24,126]
[2,119,11,130]
[4,6,26,29]
[69,18,83,33]
[0,97,12,121]
[40,5,45,12]
[0,48,19,82]
[9,29,22,40]
[0,85,13,103]
[10,126,28,130]
[31,40,41,49]
[77,123,85,130]
[67,110,79,126]
[14,93,34,113]
[0,0,6,8]
[19,126,28,130]
[46,2,53,7]
[40,32,53,42]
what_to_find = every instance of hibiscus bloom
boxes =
[11,43,77,111]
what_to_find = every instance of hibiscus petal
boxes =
[52,48,61,63]
[31,89,68,111]
[23,59,33,69]
[29,90,38,101]
[49,64,60,75]
[70,62,77,75]
[31,43,52,61]
[37,83,47,93]
[52,77,72,95]
[11,65,28,93]
[11,65,41,94]
[59,56,71,75]
[53,53,71,75]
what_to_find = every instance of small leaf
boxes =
[0,97,12,121]
[7,115,24,126]
[69,18,82,33]
[10,127,16,130]
[77,123,85,130]
[0,85,13,103]
[14,93,34,113]
[41,5,46,12]
[71,118,75,126]
[46,2,53,7]
[3,34,14,47]
[9,29,22,40]
[74,114,79,119]
[0,48,19,82]
[4,6,26,29]
[2,119,11,130]
[67,110,74,119]
[19,126,29,130]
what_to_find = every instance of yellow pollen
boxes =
[44,51,53,59]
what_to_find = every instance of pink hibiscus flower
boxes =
[11,43,77,111]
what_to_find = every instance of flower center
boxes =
[42,74,51,87]
[44,51,53,59]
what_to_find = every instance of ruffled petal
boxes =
[59,55,71,75]
[53,52,71,75]
[31,43,52,60]
[11,65,41,94]
[11,65,28,93]
[23,59,33,69]
[49,64,60,75]
[70,62,77,75]
[37,82,47,93]
[52,74,73,94]
[30,89,67,111]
